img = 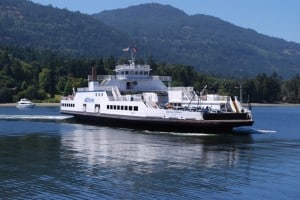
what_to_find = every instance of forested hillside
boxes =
[1,45,300,103]
[93,3,300,78]
[0,1,300,78]
[0,0,128,56]
[1,1,300,103]
[0,45,116,102]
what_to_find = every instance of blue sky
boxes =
[31,0,300,43]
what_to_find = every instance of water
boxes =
[0,106,299,199]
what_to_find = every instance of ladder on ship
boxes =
[111,86,122,101]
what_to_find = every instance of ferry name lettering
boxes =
[84,97,95,103]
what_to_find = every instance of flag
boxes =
[123,47,129,51]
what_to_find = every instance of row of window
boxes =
[61,103,75,107]
[61,103,139,112]
[107,105,138,111]
[116,71,149,76]
[95,93,104,97]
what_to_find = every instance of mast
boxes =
[123,46,137,66]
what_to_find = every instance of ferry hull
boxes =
[62,111,254,133]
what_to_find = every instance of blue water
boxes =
[0,106,299,199]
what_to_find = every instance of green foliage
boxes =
[282,74,300,103]
[0,87,13,103]
[0,45,91,102]
[1,1,300,79]
[39,68,51,94]
[94,3,300,79]
[0,0,128,57]
[0,44,299,104]
[243,73,281,103]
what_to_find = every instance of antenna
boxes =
[123,46,137,65]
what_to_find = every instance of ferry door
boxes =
[83,104,86,112]
[95,104,100,113]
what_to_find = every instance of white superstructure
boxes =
[16,98,35,108]
[61,50,253,132]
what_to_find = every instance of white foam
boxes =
[169,132,215,136]
[255,129,277,133]
[143,130,213,136]
[0,115,73,120]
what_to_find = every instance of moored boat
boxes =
[60,48,254,133]
[16,98,35,108]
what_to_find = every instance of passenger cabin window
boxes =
[106,105,138,111]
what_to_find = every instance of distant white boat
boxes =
[16,98,35,108]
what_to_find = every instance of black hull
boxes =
[203,112,250,120]
[62,111,254,133]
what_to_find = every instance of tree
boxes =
[56,76,67,94]
[265,72,281,102]
[39,68,52,94]
[243,79,257,102]
[24,85,38,100]
[0,88,13,103]
[284,74,300,103]
[63,79,72,96]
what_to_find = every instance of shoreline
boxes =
[247,103,300,107]
[0,103,60,107]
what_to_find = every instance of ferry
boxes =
[16,98,35,108]
[60,50,253,133]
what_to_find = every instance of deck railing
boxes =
[88,75,172,82]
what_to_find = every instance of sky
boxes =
[30,0,300,43]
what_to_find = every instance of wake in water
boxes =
[144,130,215,136]
[253,129,277,133]
[158,128,278,136]
[234,127,277,134]
[0,114,73,121]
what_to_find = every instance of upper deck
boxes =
[88,75,172,82]
[88,61,171,82]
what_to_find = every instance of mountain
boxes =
[0,0,129,56]
[1,1,300,78]
[93,3,300,78]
